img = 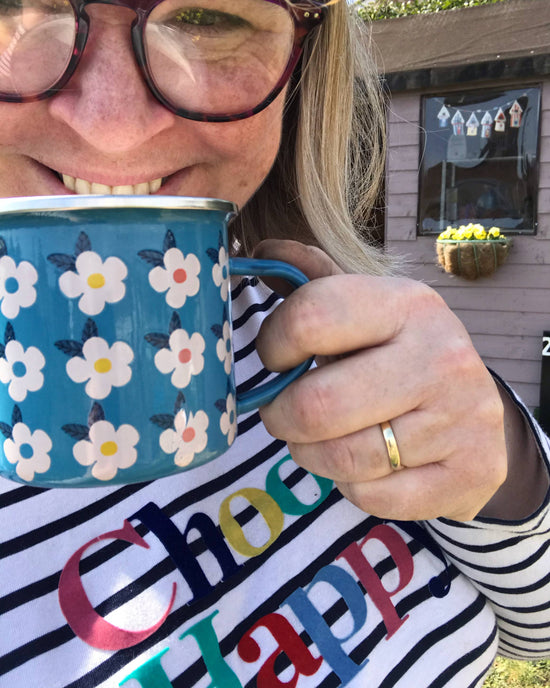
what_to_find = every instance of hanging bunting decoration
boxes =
[451,110,465,136]
[509,100,523,127]
[437,105,451,127]
[466,112,480,136]
[480,111,493,138]
[432,92,532,139]
[494,107,506,132]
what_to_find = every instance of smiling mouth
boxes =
[60,173,165,195]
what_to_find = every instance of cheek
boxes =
[193,100,285,207]
[230,125,282,199]
[0,104,26,147]
[0,107,26,195]
[0,102,46,165]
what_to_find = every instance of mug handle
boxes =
[229,257,314,415]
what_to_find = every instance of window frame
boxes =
[416,84,542,236]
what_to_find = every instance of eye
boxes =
[0,0,71,13]
[171,7,248,31]
[46,0,70,9]
[0,0,24,13]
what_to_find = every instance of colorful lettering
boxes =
[284,564,368,685]
[219,488,284,557]
[265,455,333,515]
[131,502,240,602]
[119,648,173,688]
[337,523,413,639]
[58,519,177,650]
[238,612,323,687]
[389,520,452,598]
[180,611,242,688]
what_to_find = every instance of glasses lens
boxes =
[0,0,75,97]
[144,0,295,116]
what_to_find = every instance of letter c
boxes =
[58,519,177,650]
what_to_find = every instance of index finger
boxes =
[255,274,416,372]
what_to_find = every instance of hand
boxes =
[253,239,511,522]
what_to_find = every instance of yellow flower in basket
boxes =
[473,226,487,240]
[459,225,474,240]
[436,224,510,279]
[437,224,502,242]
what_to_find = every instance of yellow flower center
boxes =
[100,441,118,456]
[94,357,112,374]
[87,273,106,289]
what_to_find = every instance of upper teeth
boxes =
[62,174,163,195]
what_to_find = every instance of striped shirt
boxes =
[1,277,550,688]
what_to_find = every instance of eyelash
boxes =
[170,7,247,31]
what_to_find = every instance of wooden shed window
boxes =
[418,86,541,235]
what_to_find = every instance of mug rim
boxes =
[0,195,237,214]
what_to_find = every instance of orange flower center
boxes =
[178,348,192,364]
[182,427,196,443]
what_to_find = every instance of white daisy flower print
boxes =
[59,251,127,316]
[148,248,200,308]
[215,321,232,375]
[66,336,133,400]
[0,340,45,402]
[0,255,38,319]
[72,419,139,481]
[4,422,52,481]
[154,329,205,389]
[212,246,229,302]
[159,409,209,467]
[220,392,237,446]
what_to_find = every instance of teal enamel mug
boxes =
[0,196,311,487]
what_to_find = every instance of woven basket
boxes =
[436,239,510,280]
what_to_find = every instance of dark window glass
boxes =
[418,86,541,235]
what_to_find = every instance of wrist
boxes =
[478,380,548,520]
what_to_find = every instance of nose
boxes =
[48,4,176,154]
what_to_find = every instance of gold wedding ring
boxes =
[380,420,402,471]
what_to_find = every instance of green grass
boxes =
[483,658,550,687]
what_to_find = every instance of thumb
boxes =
[252,240,343,294]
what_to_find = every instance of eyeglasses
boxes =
[0,0,324,121]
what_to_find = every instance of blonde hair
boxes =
[232,0,392,275]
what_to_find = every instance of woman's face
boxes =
[0,4,286,207]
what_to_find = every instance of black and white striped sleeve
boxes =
[424,380,550,660]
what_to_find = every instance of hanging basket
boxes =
[436,239,511,280]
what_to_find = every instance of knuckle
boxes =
[300,243,329,265]
[281,288,326,355]
[436,337,477,375]
[431,343,487,403]
[402,279,446,320]
[288,374,334,437]
[257,405,278,439]
[322,438,360,481]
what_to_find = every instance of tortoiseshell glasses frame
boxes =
[0,0,325,121]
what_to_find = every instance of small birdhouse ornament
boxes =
[437,105,451,127]
[451,110,465,136]
[509,100,523,128]
[481,111,493,138]
[466,112,480,136]
[494,107,506,132]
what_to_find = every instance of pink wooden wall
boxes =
[385,80,550,410]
